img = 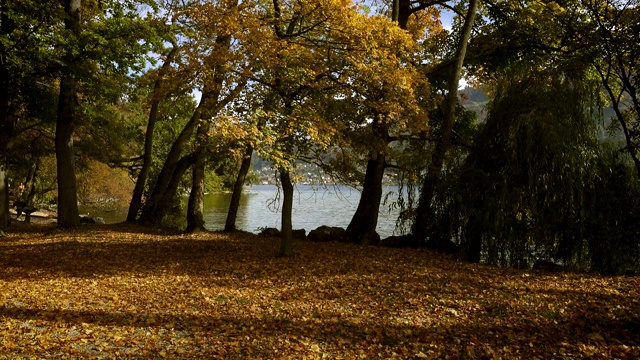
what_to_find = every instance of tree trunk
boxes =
[0,64,11,234]
[186,121,210,233]
[56,79,81,228]
[22,161,39,225]
[279,169,294,257]
[139,29,242,225]
[127,47,178,222]
[185,152,205,232]
[0,0,15,233]
[345,151,385,245]
[139,102,206,224]
[55,0,82,228]
[0,168,8,235]
[142,153,195,224]
[225,145,253,231]
[412,0,478,246]
[23,160,38,204]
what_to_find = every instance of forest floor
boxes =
[0,222,638,359]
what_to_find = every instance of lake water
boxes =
[82,185,404,238]
[204,185,403,237]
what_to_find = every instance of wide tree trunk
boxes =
[412,0,478,246]
[278,169,294,257]
[55,0,82,228]
[56,81,81,228]
[127,47,178,222]
[225,145,253,231]
[345,151,385,245]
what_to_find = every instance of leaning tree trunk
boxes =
[143,153,195,224]
[345,151,386,245]
[138,100,207,224]
[279,169,294,257]
[127,47,178,222]
[55,0,82,228]
[412,0,478,246]
[139,29,242,225]
[225,144,253,231]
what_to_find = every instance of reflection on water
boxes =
[81,185,403,238]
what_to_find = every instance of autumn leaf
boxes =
[0,222,638,358]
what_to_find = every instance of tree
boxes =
[225,144,253,232]
[53,0,160,227]
[55,0,83,228]
[127,45,179,222]
[138,0,248,226]
[0,0,62,233]
[0,0,16,234]
[412,0,478,246]
[341,1,434,245]
[581,0,640,179]
[245,0,354,255]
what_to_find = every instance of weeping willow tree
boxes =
[455,64,612,270]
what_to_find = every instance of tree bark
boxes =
[278,169,294,257]
[186,122,210,233]
[0,0,15,234]
[185,152,205,232]
[0,168,8,235]
[127,46,178,222]
[55,0,82,228]
[345,151,385,245]
[142,153,195,224]
[225,145,253,231]
[22,160,39,224]
[412,0,479,246]
[138,102,207,224]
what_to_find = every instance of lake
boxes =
[81,185,405,238]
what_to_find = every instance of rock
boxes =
[94,217,105,225]
[260,227,280,237]
[381,235,414,248]
[426,237,459,254]
[308,226,346,242]
[533,260,564,272]
[260,228,306,239]
[308,226,332,242]
[80,215,96,224]
[292,229,306,239]
[330,227,347,242]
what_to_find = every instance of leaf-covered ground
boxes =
[0,223,638,359]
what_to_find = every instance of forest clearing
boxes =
[1,223,638,359]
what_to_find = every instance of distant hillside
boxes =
[460,86,488,121]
